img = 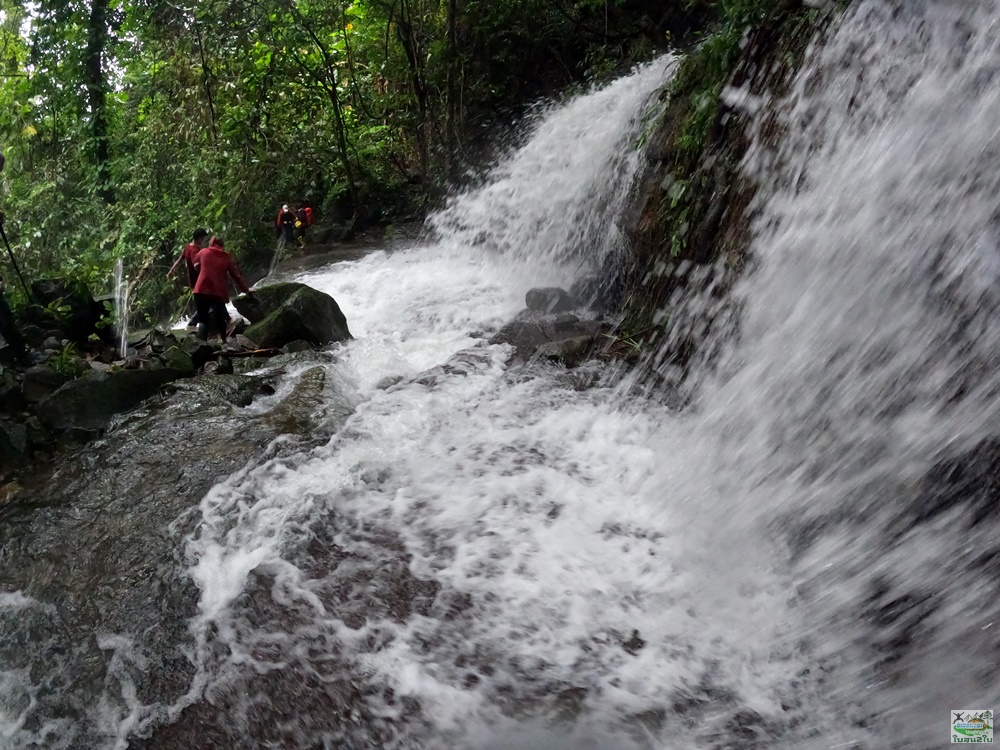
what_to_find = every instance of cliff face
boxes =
[614,3,838,387]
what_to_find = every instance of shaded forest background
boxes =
[0,0,745,318]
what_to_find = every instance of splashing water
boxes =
[708,2,1000,746]
[6,2,1000,745]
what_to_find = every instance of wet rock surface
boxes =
[525,286,575,314]
[0,282,355,479]
[0,363,356,748]
[36,368,188,431]
[489,310,605,365]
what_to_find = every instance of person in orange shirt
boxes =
[191,236,253,343]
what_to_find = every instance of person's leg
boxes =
[187,273,201,326]
[193,294,212,341]
[211,299,228,343]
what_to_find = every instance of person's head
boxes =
[192,228,209,247]
[210,236,225,249]
[282,204,290,212]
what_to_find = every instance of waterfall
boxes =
[113,258,130,359]
[701,1,1000,746]
[4,4,999,746]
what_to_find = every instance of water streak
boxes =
[113,258,130,358]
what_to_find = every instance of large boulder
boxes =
[35,368,187,432]
[232,282,307,324]
[21,365,70,404]
[244,285,352,350]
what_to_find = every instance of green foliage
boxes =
[43,297,72,322]
[48,341,84,377]
[0,0,708,322]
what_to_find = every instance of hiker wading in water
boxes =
[192,236,253,343]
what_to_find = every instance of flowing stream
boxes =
[3,2,1000,748]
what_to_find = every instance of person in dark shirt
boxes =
[191,236,253,343]
[168,228,210,286]
[276,204,296,247]
[168,228,210,327]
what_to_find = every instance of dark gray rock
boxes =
[36,368,187,432]
[280,339,313,354]
[228,334,259,351]
[245,285,351,350]
[128,328,152,347]
[525,287,575,314]
[24,415,53,450]
[375,375,405,391]
[20,324,47,348]
[0,419,28,459]
[160,346,195,375]
[489,311,603,364]
[176,334,219,369]
[148,330,175,354]
[535,335,598,367]
[411,347,497,388]
[21,365,70,404]
[0,366,24,412]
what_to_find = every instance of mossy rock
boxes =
[232,283,307,324]
[160,345,196,375]
[244,286,352,350]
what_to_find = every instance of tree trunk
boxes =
[394,0,430,181]
[444,0,459,180]
[86,0,114,204]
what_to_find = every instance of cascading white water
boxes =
[6,3,1000,746]
[113,258,130,359]
[707,2,1000,747]
[172,57,706,750]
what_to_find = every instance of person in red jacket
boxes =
[192,236,253,342]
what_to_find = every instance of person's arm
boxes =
[228,258,252,295]
[168,248,186,279]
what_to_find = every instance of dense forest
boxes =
[0,0,783,318]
